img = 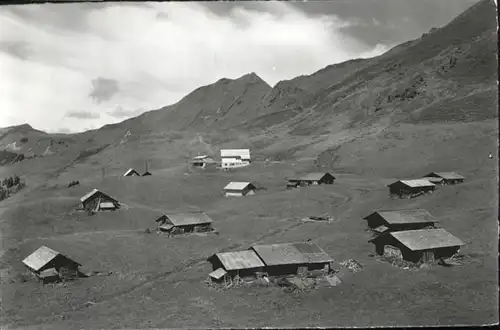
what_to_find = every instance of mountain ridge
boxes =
[0,0,497,175]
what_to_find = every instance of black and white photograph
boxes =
[0,0,498,328]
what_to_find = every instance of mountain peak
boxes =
[215,72,269,87]
[237,72,271,88]
[7,123,33,130]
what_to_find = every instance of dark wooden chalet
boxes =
[369,228,465,263]
[287,172,336,188]
[80,189,120,211]
[249,242,334,276]
[387,179,435,199]
[363,209,438,235]
[423,172,465,185]
[22,246,82,283]
[207,250,265,283]
[155,212,214,235]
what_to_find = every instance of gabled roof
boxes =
[388,179,435,188]
[250,242,333,266]
[22,246,81,271]
[223,182,255,191]
[210,250,265,271]
[293,172,335,181]
[209,268,227,280]
[220,149,251,159]
[22,246,59,271]
[425,172,465,180]
[80,189,117,203]
[422,177,444,183]
[365,209,438,225]
[123,168,140,176]
[164,212,213,226]
[390,229,465,251]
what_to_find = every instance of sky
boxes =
[0,0,480,133]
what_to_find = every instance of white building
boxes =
[220,149,251,169]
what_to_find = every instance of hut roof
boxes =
[22,246,59,271]
[209,268,227,280]
[211,250,265,271]
[22,246,81,271]
[220,149,251,160]
[123,168,140,176]
[365,209,438,224]
[193,155,207,160]
[389,179,435,188]
[80,189,117,203]
[425,172,465,180]
[422,177,444,183]
[390,229,465,251]
[299,172,335,181]
[251,242,333,266]
[223,182,255,191]
[164,212,213,226]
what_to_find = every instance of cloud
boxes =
[107,106,145,119]
[0,41,33,60]
[55,127,72,134]
[66,110,101,120]
[2,1,461,133]
[89,77,120,104]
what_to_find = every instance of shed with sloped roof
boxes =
[22,246,81,280]
[387,179,435,199]
[223,182,256,197]
[80,189,120,211]
[363,209,438,234]
[155,212,214,235]
[250,242,334,276]
[123,168,140,177]
[424,172,465,185]
[207,250,265,279]
[370,228,465,263]
[287,172,336,188]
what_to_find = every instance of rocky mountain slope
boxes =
[0,0,497,180]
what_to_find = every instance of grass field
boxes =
[0,124,497,328]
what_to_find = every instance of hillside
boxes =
[116,72,272,132]
[0,1,498,328]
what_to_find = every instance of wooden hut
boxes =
[80,189,120,211]
[363,209,438,235]
[250,242,334,276]
[423,172,465,185]
[22,246,82,283]
[223,182,256,197]
[387,179,435,199]
[123,168,140,177]
[155,212,214,235]
[370,228,465,263]
[287,172,336,188]
[207,250,265,283]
